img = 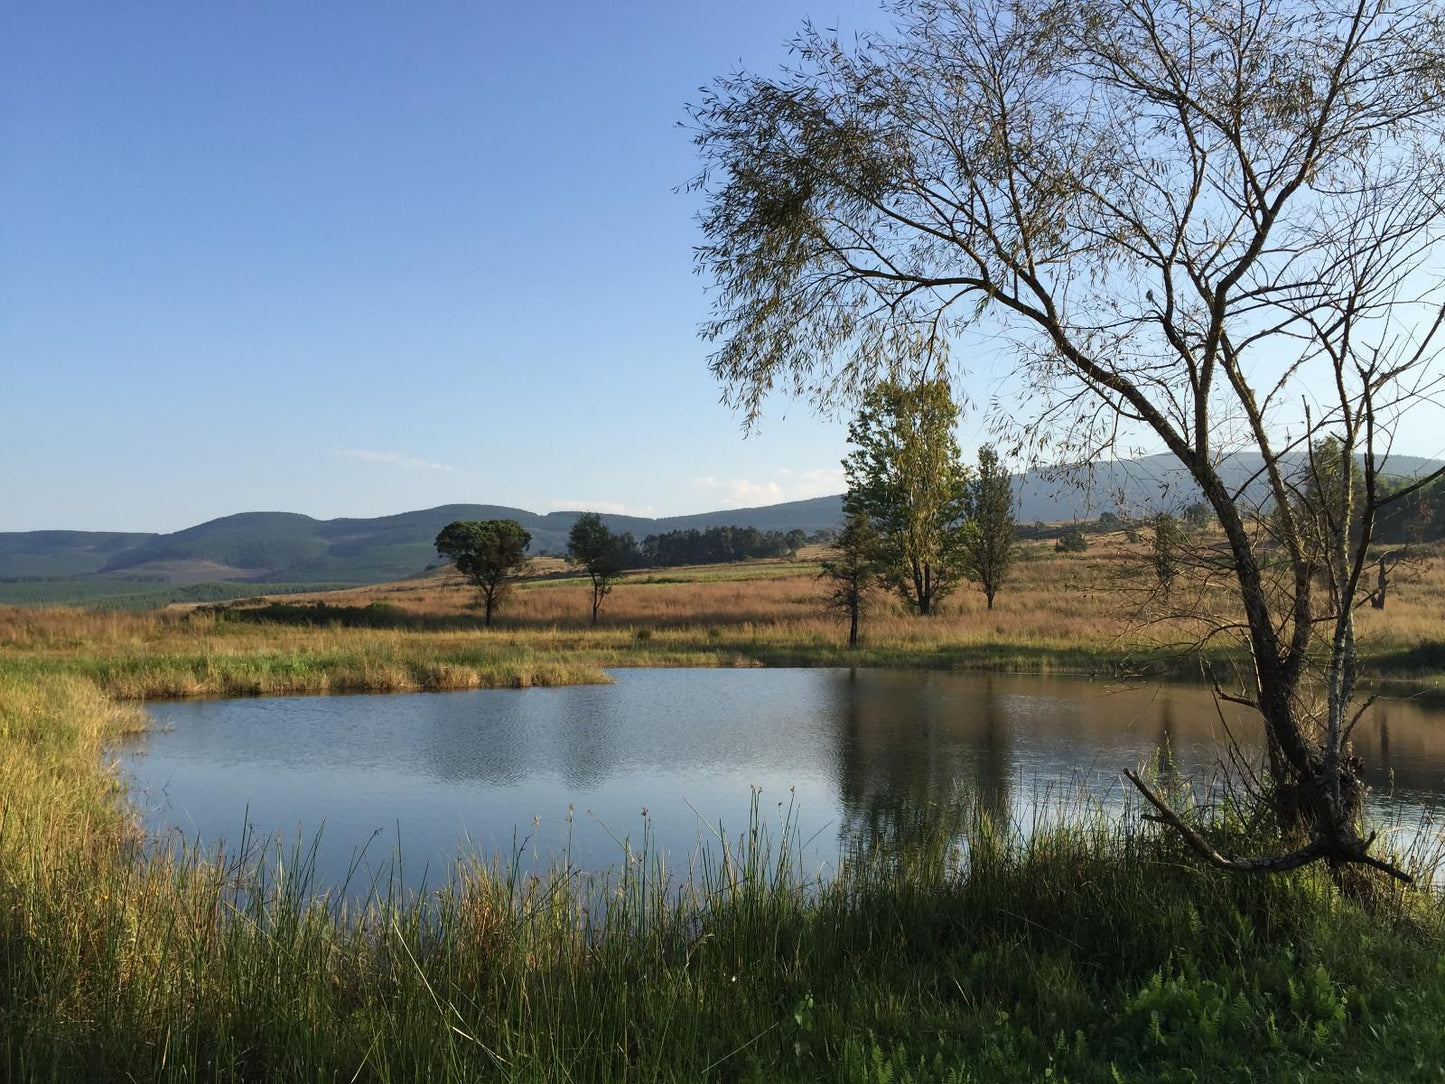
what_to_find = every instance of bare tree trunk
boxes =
[1202,470,1369,848]
[913,559,931,615]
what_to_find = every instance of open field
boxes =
[3,535,1442,701]
[0,577,364,610]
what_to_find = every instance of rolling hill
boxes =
[0,497,849,598]
[3,452,1438,605]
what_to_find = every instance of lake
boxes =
[121,668,1445,893]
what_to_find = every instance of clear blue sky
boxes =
[1,1,899,532]
[5,3,1443,534]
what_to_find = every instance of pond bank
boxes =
[2,669,1443,1082]
[5,622,1442,704]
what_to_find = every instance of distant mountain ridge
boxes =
[3,452,1438,590]
[0,497,848,587]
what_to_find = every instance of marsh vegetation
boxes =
[4,672,1445,1081]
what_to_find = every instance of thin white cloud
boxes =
[336,448,459,474]
[545,499,659,517]
[692,467,844,508]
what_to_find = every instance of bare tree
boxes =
[689,0,1445,878]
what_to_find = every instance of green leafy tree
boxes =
[1298,438,1364,542]
[689,0,1445,878]
[1055,525,1088,554]
[1152,513,1183,595]
[960,445,1016,610]
[819,512,883,646]
[1294,437,1369,612]
[843,379,969,616]
[567,512,627,625]
[434,519,531,627]
[1182,503,1211,531]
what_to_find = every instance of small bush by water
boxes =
[2,673,1444,1081]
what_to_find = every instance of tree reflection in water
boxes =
[832,670,1014,863]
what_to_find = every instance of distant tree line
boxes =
[535,525,830,566]
[1368,474,1443,544]
[630,526,810,568]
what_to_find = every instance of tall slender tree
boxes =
[960,445,1015,610]
[819,511,882,646]
[1151,513,1183,596]
[843,378,969,616]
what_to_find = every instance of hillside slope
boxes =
[5,452,1438,597]
[0,498,848,590]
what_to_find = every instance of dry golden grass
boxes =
[284,541,1145,645]
[3,534,1441,700]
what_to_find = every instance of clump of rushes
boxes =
[3,673,1444,1081]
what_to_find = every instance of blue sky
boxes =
[1,1,898,532]
[5,3,1444,534]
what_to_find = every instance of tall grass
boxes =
[4,536,1442,701]
[3,673,1444,1081]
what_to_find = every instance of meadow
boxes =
[4,536,1445,1079]
[0,577,362,610]
[3,535,1442,701]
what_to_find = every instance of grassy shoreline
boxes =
[2,613,1441,704]
[5,535,1445,703]
[3,670,1444,1081]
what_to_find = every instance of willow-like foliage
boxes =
[689,0,1445,877]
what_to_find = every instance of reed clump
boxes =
[3,673,1443,1081]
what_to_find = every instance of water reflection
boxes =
[833,670,1014,853]
[123,669,1445,894]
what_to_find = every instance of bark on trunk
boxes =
[1202,468,1367,856]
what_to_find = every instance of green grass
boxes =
[2,672,1443,1081]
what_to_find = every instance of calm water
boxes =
[121,669,1445,891]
